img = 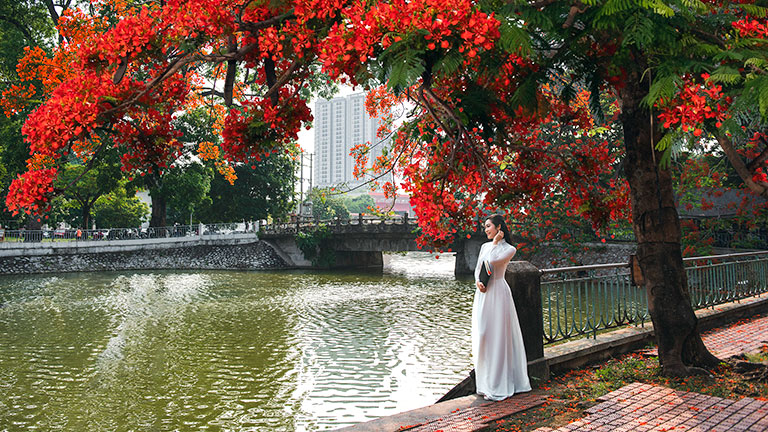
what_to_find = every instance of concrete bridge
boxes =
[258,215,486,274]
[0,217,500,275]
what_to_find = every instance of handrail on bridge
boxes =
[259,213,413,234]
[0,222,258,244]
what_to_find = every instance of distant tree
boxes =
[197,150,296,223]
[55,155,122,229]
[0,0,60,229]
[342,194,375,214]
[157,163,212,225]
[93,183,149,228]
[0,118,28,228]
[309,188,349,220]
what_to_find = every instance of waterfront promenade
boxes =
[339,308,768,432]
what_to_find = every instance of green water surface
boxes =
[0,253,473,431]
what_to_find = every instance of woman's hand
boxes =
[493,230,504,245]
[476,281,487,293]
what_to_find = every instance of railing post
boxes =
[505,261,549,385]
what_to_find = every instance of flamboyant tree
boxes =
[5,0,768,376]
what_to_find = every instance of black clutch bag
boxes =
[479,260,492,286]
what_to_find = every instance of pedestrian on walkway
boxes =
[473,214,531,400]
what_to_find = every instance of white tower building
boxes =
[314,93,391,190]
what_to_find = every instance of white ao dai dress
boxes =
[472,241,531,400]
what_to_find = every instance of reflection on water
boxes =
[0,252,473,431]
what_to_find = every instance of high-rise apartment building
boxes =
[314,93,390,190]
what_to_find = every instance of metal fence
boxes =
[259,213,412,235]
[0,222,258,244]
[540,251,768,345]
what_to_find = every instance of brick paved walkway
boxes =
[637,313,768,359]
[399,392,547,432]
[533,382,768,432]
[699,313,768,358]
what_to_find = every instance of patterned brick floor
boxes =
[399,393,547,432]
[533,382,768,432]
[699,313,768,358]
[637,313,768,359]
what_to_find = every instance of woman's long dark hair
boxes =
[487,214,511,244]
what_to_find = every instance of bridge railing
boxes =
[259,213,413,234]
[0,222,258,244]
[540,250,768,345]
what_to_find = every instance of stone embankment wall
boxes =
[0,237,286,275]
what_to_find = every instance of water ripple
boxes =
[0,253,475,431]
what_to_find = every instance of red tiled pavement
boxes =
[400,392,547,432]
[638,313,768,359]
[533,382,768,432]
[698,313,768,359]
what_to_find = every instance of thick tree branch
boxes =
[525,0,558,8]
[746,138,768,172]
[201,89,226,98]
[563,1,586,29]
[262,59,303,104]
[223,35,238,106]
[714,132,768,198]
[42,0,59,25]
[238,11,295,33]
[264,57,279,107]
[689,28,726,49]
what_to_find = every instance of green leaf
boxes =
[744,57,768,70]
[433,49,463,76]
[655,132,673,152]
[658,145,672,170]
[498,17,531,56]
[760,78,768,118]
[708,66,743,85]
[740,4,768,17]
[385,48,426,95]
[642,74,680,108]
[680,0,709,14]
[647,0,674,17]
[509,75,538,114]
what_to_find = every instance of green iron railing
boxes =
[540,251,768,345]
[685,251,768,308]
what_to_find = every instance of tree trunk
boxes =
[619,62,720,376]
[150,192,167,228]
[25,217,43,243]
[81,204,91,230]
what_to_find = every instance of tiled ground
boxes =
[533,382,768,432]
[399,392,547,432]
[699,314,768,358]
[534,315,768,432]
[637,313,768,359]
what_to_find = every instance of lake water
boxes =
[0,252,474,431]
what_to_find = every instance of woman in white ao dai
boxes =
[472,214,531,401]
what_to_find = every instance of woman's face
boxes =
[484,219,498,240]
